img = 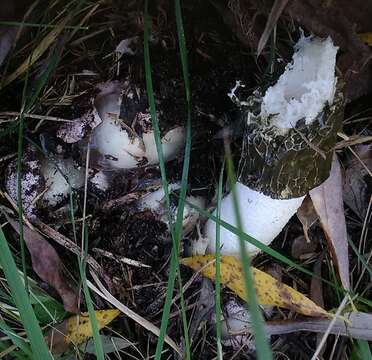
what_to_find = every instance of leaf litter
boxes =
[0,1,371,358]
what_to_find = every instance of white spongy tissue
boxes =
[260,36,338,130]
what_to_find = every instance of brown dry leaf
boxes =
[296,195,319,243]
[8,219,78,313]
[291,235,318,260]
[181,255,329,317]
[343,144,372,220]
[47,309,120,354]
[309,153,350,290]
[310,254,324,308]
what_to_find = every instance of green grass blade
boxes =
[224,145,273,360]
[174,1,192,358]
[144,1,192,357]
[79,263,104,360]
[351,339,372,360]
[0,317,32,356]
[215,164,224,360]
[0,229,52,359]
[143,2,178,358]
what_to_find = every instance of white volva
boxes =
[201,36,338,257]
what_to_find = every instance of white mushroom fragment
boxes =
[5,148,86,217]
[91,81,185,169]
[137,184,205,235]
[41,157,85,207]
[197,36,343,257]
[260,36,337,131]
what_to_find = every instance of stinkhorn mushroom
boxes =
[203,35,343,257]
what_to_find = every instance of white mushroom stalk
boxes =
[201,36,343,257]
[206,184,305,256]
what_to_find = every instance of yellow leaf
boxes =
[66,309,120,345]
[181,255,329,317]
[359,33,372,46]
[47,309,120,353]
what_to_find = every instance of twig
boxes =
[35,220,111,288]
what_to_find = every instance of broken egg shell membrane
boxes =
[260,36,338,131]
[89,170,110,192]
[91,81,185,169]
[142,126,186,165]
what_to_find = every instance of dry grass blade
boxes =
[264,311,372,341]
[257,0,289,56]
[88,271,181,355]
[7,218,78,313]
[1,17,68,88]
[309,153,350,290]
[311,295,349,360]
